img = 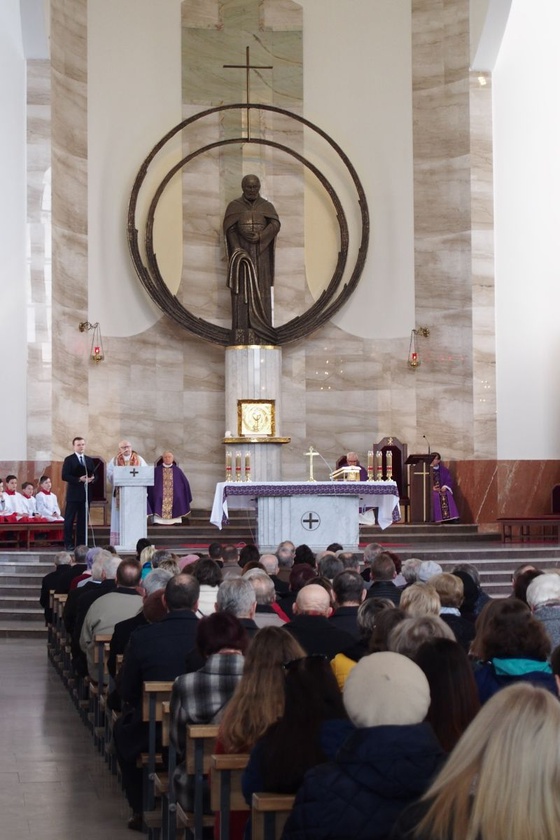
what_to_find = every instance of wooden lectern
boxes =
[405,454,432,524]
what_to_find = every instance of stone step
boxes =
[0,584,41,597]
[0,606,44,622]
[0,620,47,638]
[0,595,42,610]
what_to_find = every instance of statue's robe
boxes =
[223,194,280,343]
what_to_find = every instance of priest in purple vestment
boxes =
[148,451,192,525]
[431,452,459,523]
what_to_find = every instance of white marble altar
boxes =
[211,480,400,552]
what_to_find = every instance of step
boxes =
[0,584,41,597]
[0,607,44,622]
[0,595,43,610]
[0,620,47,638]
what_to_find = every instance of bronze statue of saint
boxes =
[223,174,280,344]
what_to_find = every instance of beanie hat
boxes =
[343,651,430,727]
[418,560,443,582]
[178,553,200,570]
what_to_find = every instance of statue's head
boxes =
[241,174,261,200]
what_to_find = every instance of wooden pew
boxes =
[89,632,113,748]
[174,724,219,840]
[141,681,175,820]
[210,753,250,840]
[252,793,295,840]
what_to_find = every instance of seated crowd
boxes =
[43,539,560,840]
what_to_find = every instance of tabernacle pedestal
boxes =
[112,465,154,552]
[224,346,289,481]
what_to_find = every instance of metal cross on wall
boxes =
[223,46,273,140]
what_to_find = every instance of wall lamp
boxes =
[408,327,430,368]
[79,321,104,362]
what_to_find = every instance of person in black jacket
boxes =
[282,651,445,840]
[61,436,96,549]
[113,573,200,829]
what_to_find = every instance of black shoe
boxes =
[128,814,143,832]
[65,545,75,551]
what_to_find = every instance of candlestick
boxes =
[244,451,251,482]
[225,450,232,482]
[235,451,242,482]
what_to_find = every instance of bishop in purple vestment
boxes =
[148,452,192,525]
[431,452,459,523]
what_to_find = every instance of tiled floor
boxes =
[0,639,134,839]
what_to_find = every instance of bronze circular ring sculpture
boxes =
[128,103,369,346]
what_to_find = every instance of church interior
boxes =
[2,0,560,836]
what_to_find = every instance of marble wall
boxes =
[452,460,560,525]
[34,0,504,512]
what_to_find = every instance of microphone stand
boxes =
[83,459,90,548]
[84,458,98,548]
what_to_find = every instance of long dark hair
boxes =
[260,655,347,792]
[414,638,480,752]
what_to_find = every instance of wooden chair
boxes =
[373,436,410,522]
[252,792,295,840]
[210,753,250,840]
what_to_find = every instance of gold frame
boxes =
[237,399,276,437]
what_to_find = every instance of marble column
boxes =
[50,0,90,458]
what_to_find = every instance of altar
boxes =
[210,481,400,552]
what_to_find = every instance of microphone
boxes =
[315,449,334,474]
[422,435,431,455]
[309,446,333,474]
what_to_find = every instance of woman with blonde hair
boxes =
[399,583,440,618]
[390,682,560,840]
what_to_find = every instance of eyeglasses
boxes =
[283,654,328,671]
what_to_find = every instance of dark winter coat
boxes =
[281,723,445,840]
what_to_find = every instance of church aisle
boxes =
[0,639,133,839]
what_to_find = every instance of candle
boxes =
[245,451,251,482]
[367,450,374,481]
[386,450,393,481]
[235,451,242,482]
[376,451,383,480]
[225,450,232,481]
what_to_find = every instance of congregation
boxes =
[42,537,560,840]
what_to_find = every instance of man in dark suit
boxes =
[113,573,201,828]
[62,436,96,550]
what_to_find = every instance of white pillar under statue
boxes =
[112,465,154,552]
[224,346,290,482]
